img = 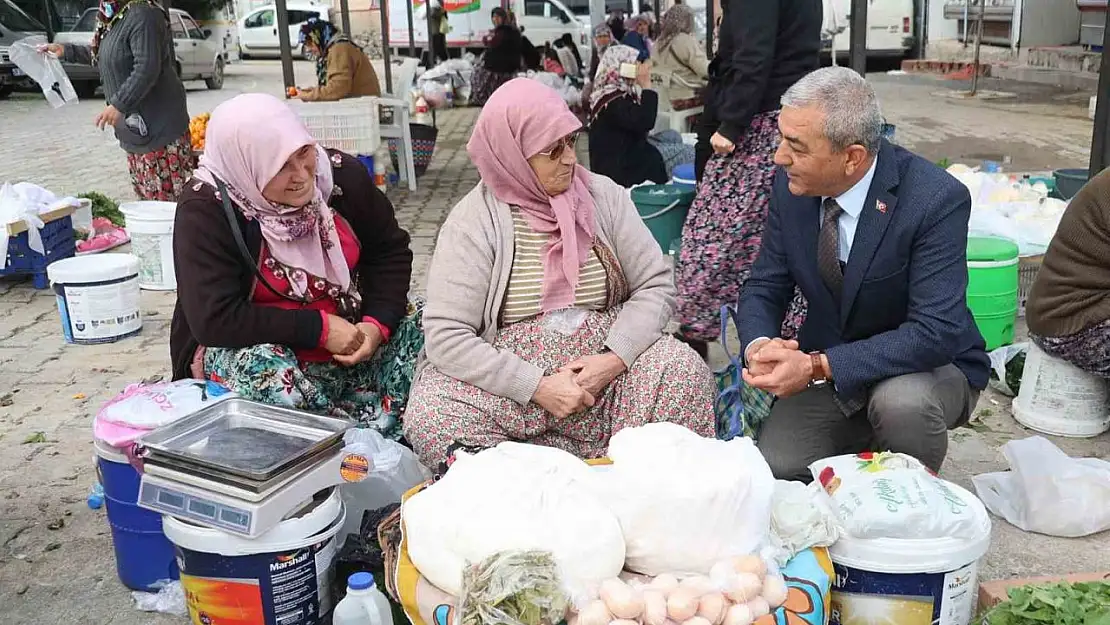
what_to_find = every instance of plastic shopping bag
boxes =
[8,36,78,108]
[715,305,776,440]
[972,436,1110,537]
[338,428,432,541]
[988,343,1028,397]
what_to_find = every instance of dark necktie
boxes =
[818,198,844,296]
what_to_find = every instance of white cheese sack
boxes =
[402,442,626,599]
[809,452,984,540]
[600,423,776,576]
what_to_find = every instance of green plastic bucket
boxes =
[631,185,695,254]
[966,236,1019,350]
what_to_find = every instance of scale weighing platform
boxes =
[136,398,361,538]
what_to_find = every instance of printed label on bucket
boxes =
[830,561,977,625]
[178,534,338,625]
[131,235,165,287]
[59,281,142,342]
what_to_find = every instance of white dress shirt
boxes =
[821,157,878,263]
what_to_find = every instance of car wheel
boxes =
[0,85,13,99]
[205,57,225,90]
[74,80,98,99]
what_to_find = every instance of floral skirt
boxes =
[470,65,515,107]
[203,300,425,441]
[675,109,807,342]
[402,308,717,473]
[126,133,198,201]
[1030,318,1110,378]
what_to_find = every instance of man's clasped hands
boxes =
[743,338,830,398]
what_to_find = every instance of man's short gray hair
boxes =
[781,67,884,153]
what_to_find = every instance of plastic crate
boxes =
[290,96,380,156]
[1,213,77,289]
[1018,255,1042,317]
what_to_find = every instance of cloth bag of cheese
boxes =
[596,423,776,576]
[402,442,626,602]
[809,451,982,539]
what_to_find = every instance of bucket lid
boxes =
[829,480,992,574]
[631,184,696,206]
[673,163,695,181]
[967,236,1019,261]
[48,253,140,284]
[162,488,343,555]
[119,201,177,221]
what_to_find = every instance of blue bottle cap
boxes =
[349,572,374,590]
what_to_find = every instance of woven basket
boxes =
[389,123,438,179]
[1018,255,1043,317]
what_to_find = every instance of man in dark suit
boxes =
[737,67,990,482]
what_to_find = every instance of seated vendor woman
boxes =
[169,93,422,441]
[1026,168,1110,378]
[296,18,382,102]
[403,79,716,474]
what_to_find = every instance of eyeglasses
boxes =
[535,132,580,161]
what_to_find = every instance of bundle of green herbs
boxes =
[458,550,570,625]
[78,191,125,227]
[983,580,1110,625]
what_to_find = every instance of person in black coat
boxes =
[587,45,667,187]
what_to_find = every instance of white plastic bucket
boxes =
[47,253,142,345]
[120,201,177,291]
[828,480,992,625]
[1012,342,1110,438]
[163,490,345,625]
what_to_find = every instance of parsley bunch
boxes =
[984,581,1110,625]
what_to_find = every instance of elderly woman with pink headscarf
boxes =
[169,93,423,441]
[403,79,715,474]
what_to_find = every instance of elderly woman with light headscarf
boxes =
[588,45,694,187]
[654,4,709,107]
[170,93,424,441]
[403,78,715,474]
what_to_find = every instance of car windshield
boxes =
[72,7,96,31]
[0,0,45,32]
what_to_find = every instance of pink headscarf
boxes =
[466,78,595,312]
[193,93,350,297]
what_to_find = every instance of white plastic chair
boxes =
[649,69,703,134]
[374,96,418,191]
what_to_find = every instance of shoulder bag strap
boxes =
[215,179,309,305]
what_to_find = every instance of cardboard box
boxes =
[978,572,1110,613]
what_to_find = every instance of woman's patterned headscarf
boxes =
[657,4,695,50]
[91,0,168,62]
[299,18,352,86]
[588,44,641,119]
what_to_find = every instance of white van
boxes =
[822,0,916,60]
[237,0,328,59]
[387,0,591,63]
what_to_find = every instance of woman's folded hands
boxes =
[324,314,384,366]
[532,352,629,419]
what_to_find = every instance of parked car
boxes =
[55,6,226,91]
[0,0,100,99]
[237,1,327,59]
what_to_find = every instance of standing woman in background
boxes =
[46,0,193,201]
[673,0,821,357]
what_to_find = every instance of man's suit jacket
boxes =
[737,140,990,400]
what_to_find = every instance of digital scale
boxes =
[136,399,360,538]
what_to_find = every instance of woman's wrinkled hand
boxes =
[710,131,735,155]
[635,60,653,89]
[560,352,627,397]
[333,322,383,367]
[95,104,122,130]
[533,370,595,419]
[296,87,316,101]
[324,314,365,357]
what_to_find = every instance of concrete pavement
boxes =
[0,62,1107,625]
